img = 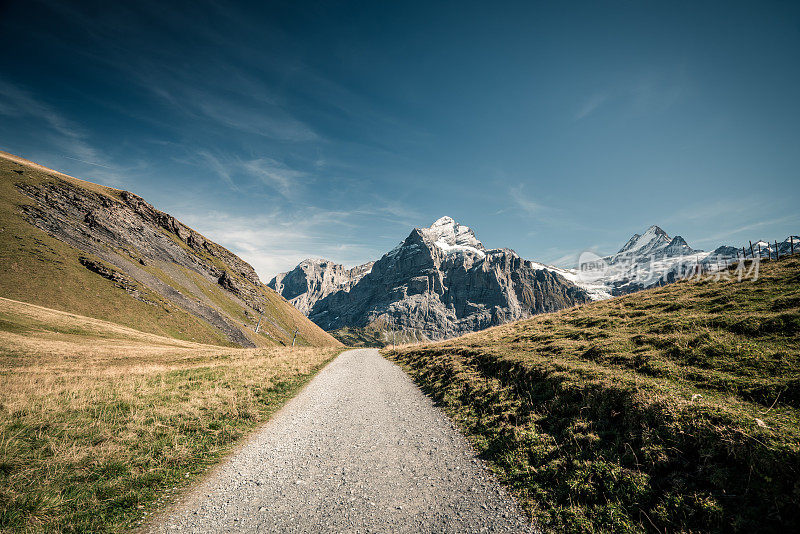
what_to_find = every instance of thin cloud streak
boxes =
[574,94,607,121]
[0,78,128,186]
[194,151,307,197]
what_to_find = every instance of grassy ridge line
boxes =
[0,298,345,533]
[1,153,340,348]
[385,258,800,533]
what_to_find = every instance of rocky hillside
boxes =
[0,151,339,347]
[271,216,590,340]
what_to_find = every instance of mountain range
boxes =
[271,217,799,342]
[4,151,794,347]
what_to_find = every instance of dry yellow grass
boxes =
[0,297,343,532]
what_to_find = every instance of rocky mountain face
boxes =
[544,225,710,298]
[272,220,794,341]
[0,151,338,348]
[268,259,374,315]
[270,216,590,340]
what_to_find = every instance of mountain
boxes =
[269,216,590,340]
[268,258,374,315]
[0,151,339,347]
[543,225,725,297]
[743,238,800,259]
[596,224,705,295]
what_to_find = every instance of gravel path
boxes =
[145,348,534,533]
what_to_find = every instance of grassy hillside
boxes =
[0,296,343,532]
[0,151,339,348]
[385,257,800,533]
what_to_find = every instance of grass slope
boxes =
[385,258,800,533]
[0,296,344,532]
[0,151,338,348]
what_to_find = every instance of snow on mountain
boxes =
[527,261,612,301]
[421,216,486,257]
[616,225,671,255]
[591,225,707,294]
[565,225,790,297]
[523,225,707,299]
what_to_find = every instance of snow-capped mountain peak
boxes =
[617,225,670,255]
[421,216,486,256]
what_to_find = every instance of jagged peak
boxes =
[431,215,456,227]
[647,224,668,236]
[617,225,671,254]
[420,216,485,252]
[668,235,689,247]
[299,257,339,266]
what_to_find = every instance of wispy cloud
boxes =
[179,208,382,279]
[194,151,307,196]
[240,158,305,195]
[664,197,766,224]
[574,93,607,121]
[510,184,548,215]
[538,242,614,267]
[350,197,427,228]
[630,73,686,115]
[573,69,687,122]
[24,1,317,145]
[691,213,800,246]
[508,184,569,227]
[0,78,126,185]
[189,89,318,142]
[0,78,98,162]
[197,151,238,191]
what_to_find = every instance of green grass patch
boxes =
[385,257,800,533]
[0,299,345,532]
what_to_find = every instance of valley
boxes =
[0,152,797,533]
[2,2,798,532]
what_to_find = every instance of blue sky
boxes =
[1,0,798,279]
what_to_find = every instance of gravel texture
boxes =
[144,348,535,533]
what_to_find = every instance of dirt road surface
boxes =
[145,348,534,533]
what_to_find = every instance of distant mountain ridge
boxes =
[269,216,590,340]
[567,225,798,296]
